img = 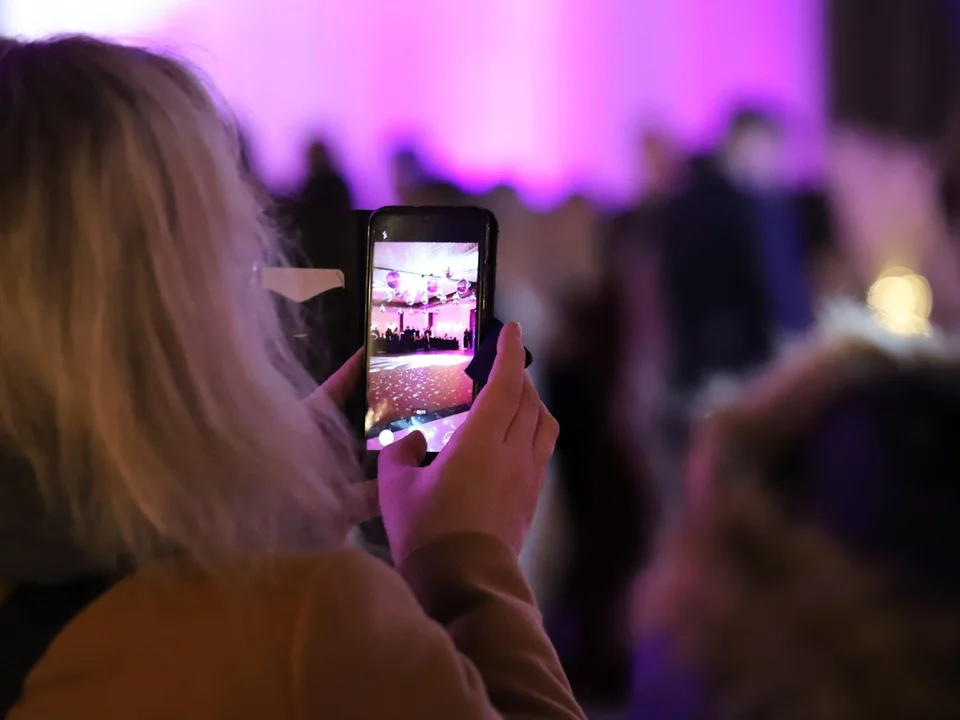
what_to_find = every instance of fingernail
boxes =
[510,322,523,339]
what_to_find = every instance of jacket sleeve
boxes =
[292,533,585,720]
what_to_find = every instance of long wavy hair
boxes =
[0,36,360,579]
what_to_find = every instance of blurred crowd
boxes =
[247,102,960,716]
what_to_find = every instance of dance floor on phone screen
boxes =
[368,350,473,427]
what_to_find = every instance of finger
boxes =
[467,322,525,432]
[314,347,364,408]
[505,373,541,445]
[338,480,380,526]
[532,403,560,473]
[685,419,720,515]
[378,430,427,474]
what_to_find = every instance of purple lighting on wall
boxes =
[3,0,824,206]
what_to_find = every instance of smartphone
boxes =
[275,208,370,433]
[363,207,498,463]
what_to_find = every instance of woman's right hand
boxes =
[377,322,559,565]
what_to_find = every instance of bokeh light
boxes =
[867,266,933,336]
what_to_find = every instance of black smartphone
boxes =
[275,208,370,434]
[363,207,498,464]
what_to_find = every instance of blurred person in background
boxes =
[0,35,581,720]
[390,146,428,203]
[712,107,814,340]
[296,138,353,213]
[390,146,466,205]
[538,194,605,305]
[274,138,356,287]
[609,128,684,247]
[640,130,684,205]
[655,107,812,517]
[631,309,960,719]
[606,128,683,523]
[481,184,548,358]
[542,232,655,714]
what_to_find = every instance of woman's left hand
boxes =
[309,347,365,408]
[305,348,380,538]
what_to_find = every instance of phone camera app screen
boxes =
[366,241,479,452]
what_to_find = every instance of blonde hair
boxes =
[0,36,361,575]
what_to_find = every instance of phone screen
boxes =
[365,240,480,452]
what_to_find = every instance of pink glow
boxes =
[2,0,824,206]
[396,312,430,332]
[429,306,472,334]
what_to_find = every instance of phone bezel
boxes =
[362,206,499,466]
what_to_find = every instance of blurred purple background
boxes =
[0,0,825,207]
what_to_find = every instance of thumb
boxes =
[378,430,428,474]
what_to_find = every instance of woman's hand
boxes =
[305,349,380,536]
[377,323,559,564]
[309,347,364,408]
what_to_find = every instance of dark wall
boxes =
[830,0,960,143]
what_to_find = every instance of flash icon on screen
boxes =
[382,231,388,240]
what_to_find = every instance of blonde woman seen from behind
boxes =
[0,36,578,720]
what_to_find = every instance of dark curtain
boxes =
[830,0,960,143]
